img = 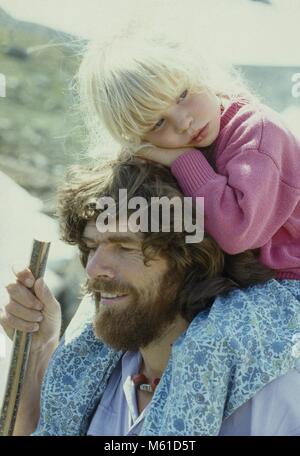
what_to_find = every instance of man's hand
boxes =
[0,268,62,354]
[135,144,189,167]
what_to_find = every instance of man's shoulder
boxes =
[220,359,300,436]
[181,279,300,362]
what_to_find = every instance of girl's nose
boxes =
[174,114,193,134]
[86,246,116,280]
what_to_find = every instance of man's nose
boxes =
[86,245,116,280]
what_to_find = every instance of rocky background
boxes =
[0,6,88,214]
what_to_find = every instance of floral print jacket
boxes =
[32,279,300,436]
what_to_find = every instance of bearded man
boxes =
[1,157,300,436]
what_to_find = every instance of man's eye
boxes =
[119,245,133,251]
[178,89,188,101]
[85,245,96,252]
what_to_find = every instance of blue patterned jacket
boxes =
[32,279,300,436]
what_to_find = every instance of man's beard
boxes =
[87,267,182,352]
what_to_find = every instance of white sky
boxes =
[0,0,299,65]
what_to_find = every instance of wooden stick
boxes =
[0,240,50,436]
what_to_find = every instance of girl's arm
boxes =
[135,144,185,167]
[170,147,300,254]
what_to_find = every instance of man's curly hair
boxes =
[57,155,275,322]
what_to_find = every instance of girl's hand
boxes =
[135,144,188,167]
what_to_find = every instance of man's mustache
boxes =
[87,278,132,295]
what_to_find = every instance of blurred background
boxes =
[0,0,300,398]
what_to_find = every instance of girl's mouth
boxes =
[191,123,210,142]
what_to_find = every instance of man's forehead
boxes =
[83,220,143,242]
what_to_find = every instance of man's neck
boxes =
[139,315,189,382]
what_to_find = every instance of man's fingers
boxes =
[12,267,35,288]
[6,283,42,311]
[3,312,40,333]
[5,300,43,323]
[0,311,14,340]
[34,278,57,309]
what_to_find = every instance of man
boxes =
[1,157,300,436]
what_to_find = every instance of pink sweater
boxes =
[171,99,300,280]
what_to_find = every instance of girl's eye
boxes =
[178,89,188,101]
[152,118,165,131]
[150,90,187,132]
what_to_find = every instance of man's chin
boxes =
[92,324,130,352]
[92,303,175,353]
[91,271,182,352]
[92,298,145,351]
[92,313,154,352]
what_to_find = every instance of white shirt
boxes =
[88,351,300,436]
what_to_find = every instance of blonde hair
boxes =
[77,35,261,150]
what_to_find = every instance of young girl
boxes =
[77,36,300,434]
